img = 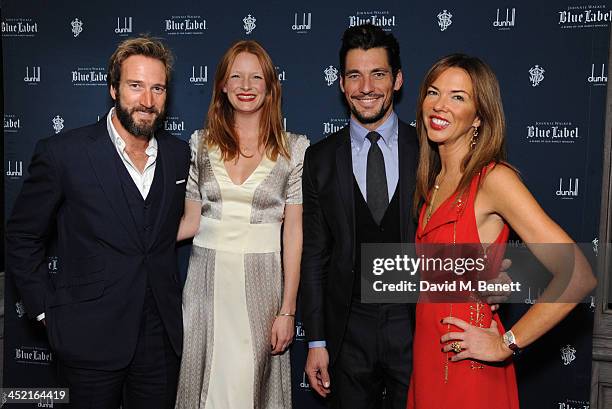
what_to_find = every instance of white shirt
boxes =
[106,107,158,199]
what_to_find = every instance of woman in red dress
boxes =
[407,54,596,408]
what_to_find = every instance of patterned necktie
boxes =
[366,131,388,225]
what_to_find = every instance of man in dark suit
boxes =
[301,24,418,409]
[6,37,189,408]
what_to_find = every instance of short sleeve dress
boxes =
[175,130,309,409]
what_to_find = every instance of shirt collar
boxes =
[349,111,398,151]
[107,107,158,155]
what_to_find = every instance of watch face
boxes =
[503,331,515,346]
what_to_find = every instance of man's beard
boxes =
[115,93,165,140]
[348,94,393,125]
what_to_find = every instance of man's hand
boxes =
[305,347,330,397]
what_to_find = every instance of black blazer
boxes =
[6,117,190,370]
[300,119,418,364]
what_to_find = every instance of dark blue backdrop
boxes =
[3,1,610,408]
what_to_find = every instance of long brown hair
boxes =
[203,40,288,161]
[414,54,509,215]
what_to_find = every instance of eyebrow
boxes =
[125,79,166,88]
[345,67,389,74]
[429,84,471,95]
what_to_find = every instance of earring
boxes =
[470,126,479,149]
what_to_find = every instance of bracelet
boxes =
[277,313,295,317]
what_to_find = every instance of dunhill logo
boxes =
[24,66,41,83]
[292,13,312,31]
[493,8,515,29]
[190,66,208,84]
[556,178,579,198]
[588,64,607,84]
[6,161,23,178]
[115,17,132,34]
[299,372,310,389]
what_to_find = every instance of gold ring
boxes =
[450,341,462,353]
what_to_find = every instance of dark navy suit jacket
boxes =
[6,116,190,369]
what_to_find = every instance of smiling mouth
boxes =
[354,94,383,105]
[134,110,157,120]
[237,94,256,101]
[430,116,450,130]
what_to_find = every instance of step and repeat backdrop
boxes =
[3,0,610,408]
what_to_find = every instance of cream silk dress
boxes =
[175,130,309,409]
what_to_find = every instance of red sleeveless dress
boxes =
[407,166,520,409]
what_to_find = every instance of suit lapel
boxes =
[335,128,356,262]
[147,133,175,250]
[86,119,143,250]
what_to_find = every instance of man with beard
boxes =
[300,24,418,408]
[6,37,189,409]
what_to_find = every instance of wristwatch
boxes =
[502,330,521,356]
